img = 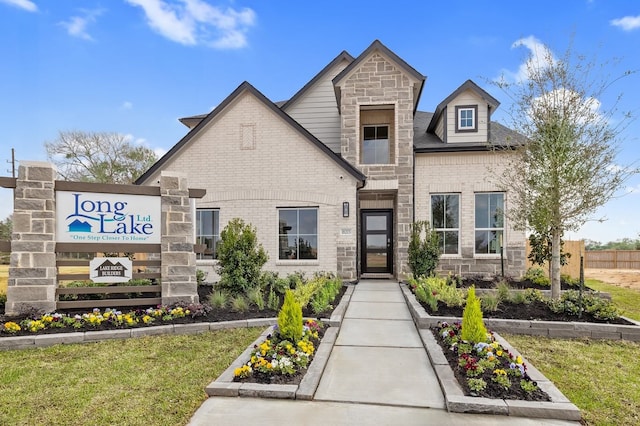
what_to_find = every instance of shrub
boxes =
[480,294,500,313]
[247,288,265,310]
[408,220,441,278]
[230,295,249,312]
[523,267,550,286]
[278,290,303,343]
[0,292,6,307]
[216,218,268,296]
[496,281,511,303]
[461,286,488,344]
[208,290,228,309]
[309,276,342,315]
[547,290,620,321]
[196,269,206,285]
[410,276,465,310]
[259,272,290,295]
[267,288,279,310]
[522,288,544,304]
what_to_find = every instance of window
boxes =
[196,209,219,259]
[362,125,389,164]
[431,194,460,255]
[455,105,478,132]
[278,208,318,260]
[475,193,504,254]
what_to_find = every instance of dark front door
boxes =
[362,210,393,274]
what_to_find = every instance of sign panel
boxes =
[90,257,133,283]
[56,191,161,244]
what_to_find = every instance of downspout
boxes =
[355,178,367,283]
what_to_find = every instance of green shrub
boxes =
[259,272,290,295]
[208,290,228,309]
[547,290,620,321]
[0,292,6,307]
[230,295,249,312]
[561,274,579,287]
[196,269,206,285]
[216,218,268,296]
[496,281,512,303]
[480,294,500,313]
[309,276,342,315]
[410,275,465,310]
[267,288,280,311]
[446,273,463,287]
[523,267,550,286]
[246,288,265,310]
[522,288,544,304]
[461,286,488,344]
[278,290,303,342]
[408,220,441,278]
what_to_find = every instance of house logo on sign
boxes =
[89,257,133,283]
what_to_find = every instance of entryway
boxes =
[361,210,393,275]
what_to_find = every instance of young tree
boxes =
[45,130,158,184]
[0,215,11,240]
[494,43,636,298]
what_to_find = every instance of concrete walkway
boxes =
[189,280,578,425]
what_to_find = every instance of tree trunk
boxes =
[551,228,562,299]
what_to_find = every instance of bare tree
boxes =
[494,44,636,299]
[45,131,158,184]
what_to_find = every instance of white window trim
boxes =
[430,193,461,256]
[455,105,478,133]
[474,192,505,257]
[277,207,319,262]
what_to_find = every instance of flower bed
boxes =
[434,321,549,401]
[233,319,324,385]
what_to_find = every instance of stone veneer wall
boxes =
[5,164,199,315]
[339,53,416,278]
[160,173,198,305]
[6,162,57,314]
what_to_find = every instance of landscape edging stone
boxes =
[402,285,582,421]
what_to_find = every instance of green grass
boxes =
[0,327,263,426]
[586,278,640,322]
[505,334,640,426]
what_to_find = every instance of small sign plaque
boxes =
[89,257,133,283]
[340,228,353,236]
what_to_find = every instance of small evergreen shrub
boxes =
[267,288,279,310]
[216,218,268,296]
[461,286,488,344]
[408,220,441,277]
[278,290,303,342]
[523,267,550,286]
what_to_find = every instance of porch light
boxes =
[343,202,349,218]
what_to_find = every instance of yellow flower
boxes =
[516,355,523,365]
[496,350,503,357]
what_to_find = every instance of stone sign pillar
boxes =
[160,172,199,305]
[6,162,57,315]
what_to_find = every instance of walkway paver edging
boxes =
[205,284,353,400]
[402,284,582,421]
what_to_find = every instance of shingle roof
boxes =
[135,81,366,185]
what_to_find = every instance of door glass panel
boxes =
[366,215,387,231]
[366,234,387,250]
[366,252,387,268]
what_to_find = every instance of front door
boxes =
[361,210,393,274]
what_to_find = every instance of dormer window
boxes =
[455,105,478,132]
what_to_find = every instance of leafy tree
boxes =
[216,218,268,295]
[0,215,11,240]
[45,130,158,184]
[494,43,636,299]
[527,231,570,271]
[408,220,441,277]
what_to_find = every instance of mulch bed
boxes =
[459,275,588,291]
[0,285,346,337]
[431,328,550,401]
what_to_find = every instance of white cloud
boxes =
[121,101,133,110]
[0,0,37,12]
[511,36,557,82]
[611,15,640,31]
[59,9,104,41]
[530,87,603,124]
[125,0,256,48]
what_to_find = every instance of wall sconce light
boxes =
[342,202,349,218]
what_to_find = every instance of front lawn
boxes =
[0,327,263,426]
[505,334,640,426]
[586,278,640,322]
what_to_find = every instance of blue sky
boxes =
[1,0,639,243]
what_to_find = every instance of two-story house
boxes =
[135,40,526,282]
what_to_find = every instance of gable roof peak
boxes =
[426,79,500,133]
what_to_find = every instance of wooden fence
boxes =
[525,240,585,278]
[584,250,640,270]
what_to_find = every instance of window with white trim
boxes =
[196,209,219,259]
[475,193,504,254]
[278,208,318,260]
[431,194,460,255]
[455,105,478,132]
